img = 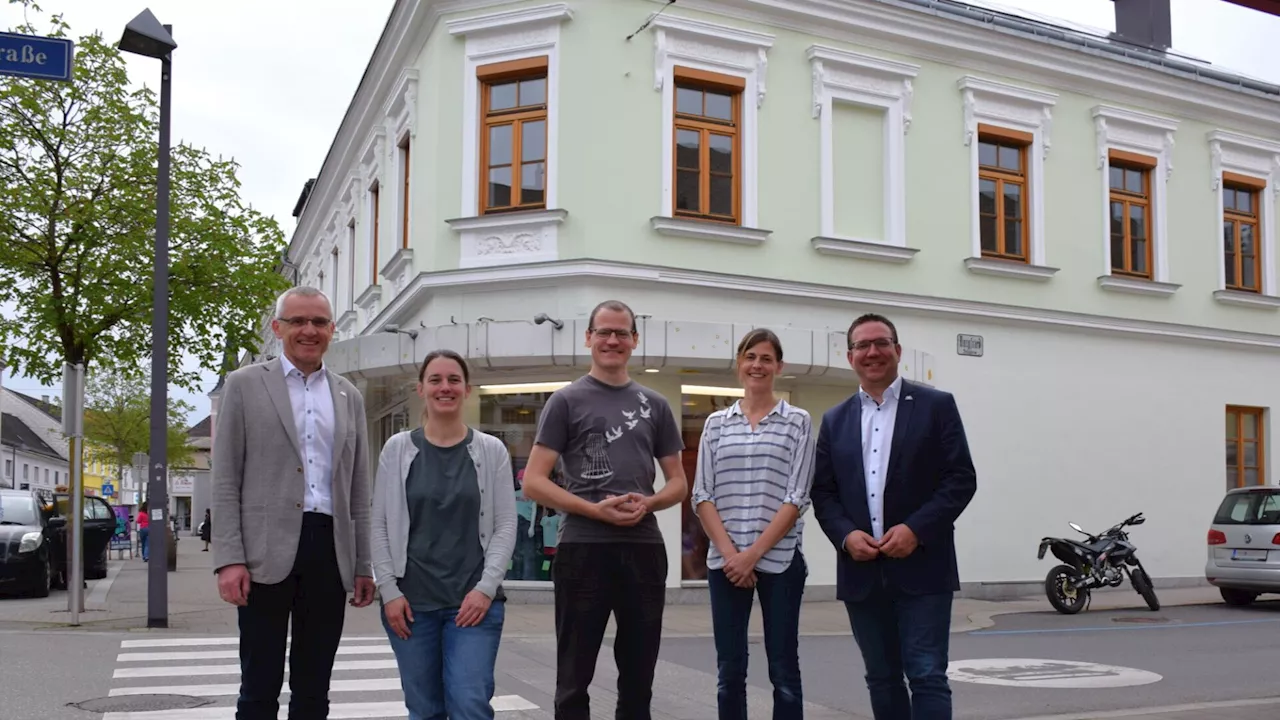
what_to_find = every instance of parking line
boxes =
[971,617,1280,635]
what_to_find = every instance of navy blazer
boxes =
[810,379,977,602]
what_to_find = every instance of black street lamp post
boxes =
[118,8,177,630]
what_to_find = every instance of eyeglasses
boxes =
[279,316,333,328]
[589,328,635,340]
[850,338,895,351]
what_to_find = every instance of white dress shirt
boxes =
[858,376,903,540]
[281,354,336,516]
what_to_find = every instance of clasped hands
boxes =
[844,524,918,561]
[592,492,652,527]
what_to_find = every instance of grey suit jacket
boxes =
[211,358,372,591]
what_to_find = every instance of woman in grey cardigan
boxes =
[371,349,518,720]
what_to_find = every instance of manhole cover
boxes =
[1112,616,1169,624]
[72,695,211,713]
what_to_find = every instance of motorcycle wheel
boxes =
[1130,567,1160,611]
[1045,564,1088,615]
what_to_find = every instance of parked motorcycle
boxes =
[1037,512,1160,615]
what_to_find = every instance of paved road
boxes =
[8,595,1280,719]
[656,598,1280,719]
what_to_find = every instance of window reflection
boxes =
[479,390,561,582]
[680,393,738,581]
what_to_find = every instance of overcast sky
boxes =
[2,0,1276,423]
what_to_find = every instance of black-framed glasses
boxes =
[589,328,635,340]
[850,338,895,351]
[279,316,333,328]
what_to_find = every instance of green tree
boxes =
[83,369,196,487]
[0,2,289,392]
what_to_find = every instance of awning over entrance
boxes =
[323,317,937,386]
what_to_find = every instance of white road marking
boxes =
[110,677,404,697]
[113,659,400,678]
[119,635,388,648]
[103,697,536,719]
[117,644,392,662]
[947,658,1162,689]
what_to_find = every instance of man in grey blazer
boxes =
[212,285,375,720]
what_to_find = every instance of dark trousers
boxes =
[708,550,807,720]
[236,512,348,720]
[843,570,953,720]
[552,542,667,720]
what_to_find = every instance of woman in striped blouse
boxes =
[692,328,817,720]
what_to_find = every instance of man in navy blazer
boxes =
[811,313,977,720]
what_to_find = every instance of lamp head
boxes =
[118,8,177,59]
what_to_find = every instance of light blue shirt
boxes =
[858,376,903,540]
[281,354,336,516]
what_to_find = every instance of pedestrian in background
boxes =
[810,313,977,720]
[136,501,150,562]
[692,328,816,720]
[212,285,375,720]
[521,299,687,720]
[199,508,211,552]
[371,349,517,720]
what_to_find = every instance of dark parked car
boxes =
[0,488,55,597]
[44,492,116,585]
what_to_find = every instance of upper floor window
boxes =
[369,181,380,284]
[672,67,742,225]
[1226,405,1266,490]
[479,56,548,215]
[1108,151,1154,279]
[399,136,411,248]
[977,126,1030,263]
[1223,176,1263,293]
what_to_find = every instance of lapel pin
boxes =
[340,391,347,397]
[905,395,913,401]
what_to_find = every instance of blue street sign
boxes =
[0,31,74,82]
[102,483,115,498]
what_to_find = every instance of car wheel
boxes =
[30,557,52,598]
[1220,588,1258,606]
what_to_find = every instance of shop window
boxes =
[477,381,569,583]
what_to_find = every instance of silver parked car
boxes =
[1206,486,1280,606]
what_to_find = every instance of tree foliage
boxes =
[0,2,289,391]
[83,368,196,483]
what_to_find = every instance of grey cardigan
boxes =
[370,427,518,604]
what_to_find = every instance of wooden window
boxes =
[329,248,339,311]
[478,56,548,215]
[977,125,1030,262]
[370,182,379,284]
[672,67,743,224]
[1226,406,1266,490]
[1223,172,1264,293]
[1108,150,1155,278]
[400,137,411,248]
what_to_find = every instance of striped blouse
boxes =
[691,398,817,574]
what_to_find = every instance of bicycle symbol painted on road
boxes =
[947,658,1163,688]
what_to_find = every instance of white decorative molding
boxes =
[1213,290,1280,309]
[380,248,415,295]
[958,76,1056,271]
[650,216,771,246]
[1207,130,1280,298]
[811,236,918,264]
[964,257,1058,281]
[336,310,359,341]
[808,45,918,250]
[448,208,566,268]
[354,283,383,328]
[359,127,386,190]
[1097,275,1180,297]
[1093,105,1178,284]
[450,3,571,218]
[384,68,420,141]
[651,14,773,228]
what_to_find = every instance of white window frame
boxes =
[1092,104,1180,296]
[381,67,418,292]
[958,76,1058,281]
[1208,130,1280,309]
[448,3,570,219]
[807,45,918,264]
[648,13,773,246]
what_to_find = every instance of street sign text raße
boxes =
[0,31,73,82]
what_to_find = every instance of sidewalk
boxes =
[0,538,1229,636]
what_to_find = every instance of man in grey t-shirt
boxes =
[523,299,687,720]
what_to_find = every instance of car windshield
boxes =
[1214,491,1280,525]
[0,495,40,526]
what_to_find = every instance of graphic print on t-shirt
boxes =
[581,391,652,481]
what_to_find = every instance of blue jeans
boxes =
[708,551,807,720]
[382,600,506,720]
[139,527,149,561]
[843,578,953,720]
